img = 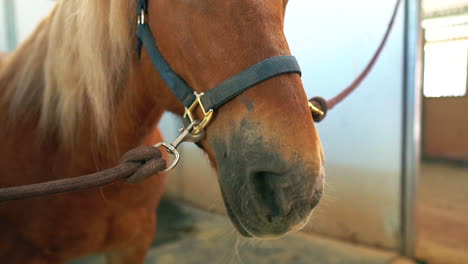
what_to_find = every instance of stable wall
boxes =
[284,0,405,250]
[0,1,6,51]
[423,97,468,161]
[13,0,55,43]
[0,0,55,51]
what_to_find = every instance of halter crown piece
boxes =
[136,0,302,135]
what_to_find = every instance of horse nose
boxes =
[250,171,293,223]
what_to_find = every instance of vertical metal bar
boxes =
[420,28,427,160]
[401,0,422,258]
[3,0,17,51]
[465,50,468,94]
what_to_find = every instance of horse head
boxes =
[140,0,325,239]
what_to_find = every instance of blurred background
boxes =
[0,0,467,263]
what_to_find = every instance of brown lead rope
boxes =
[0,146,166,202]
[309,0,401,122]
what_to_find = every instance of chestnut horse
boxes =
[0,0,324,263]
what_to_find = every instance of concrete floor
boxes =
[67,161,468,264]
[415,161,468,264]
[70,198,408,264]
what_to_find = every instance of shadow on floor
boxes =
[70,197,403,264]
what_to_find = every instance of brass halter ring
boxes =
[183,92,214,135]
[308,102,324,117]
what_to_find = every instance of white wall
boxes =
[14,0,56,43]
[0,1,7,51]
[284,0,405,249]
[0,0,56,51]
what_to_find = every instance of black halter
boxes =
[136,0,302,134]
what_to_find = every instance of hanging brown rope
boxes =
[309,0,402,122]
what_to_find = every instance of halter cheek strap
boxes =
[136,22,196,107]
[136,0,301,134]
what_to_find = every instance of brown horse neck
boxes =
[0,52,9,66]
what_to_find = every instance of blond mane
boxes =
[1,0,136,142]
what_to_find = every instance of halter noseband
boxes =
[136,0,302,135]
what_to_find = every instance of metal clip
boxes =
[172,122,206,148]
[153,142,179,173]
[153,122,205,173]
[308,102,324,117]
[183,92,214,135]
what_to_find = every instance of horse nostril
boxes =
[251,171,291,223]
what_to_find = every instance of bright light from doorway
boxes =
[423,41,467,97]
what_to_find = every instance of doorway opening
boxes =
[416,1,468,263]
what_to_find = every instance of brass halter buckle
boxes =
[308,102,324,117]
[184,92,214,135]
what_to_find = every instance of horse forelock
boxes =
[2,0,137,144]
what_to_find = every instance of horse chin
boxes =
[221,189,298,240]
[223,196,253,238]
